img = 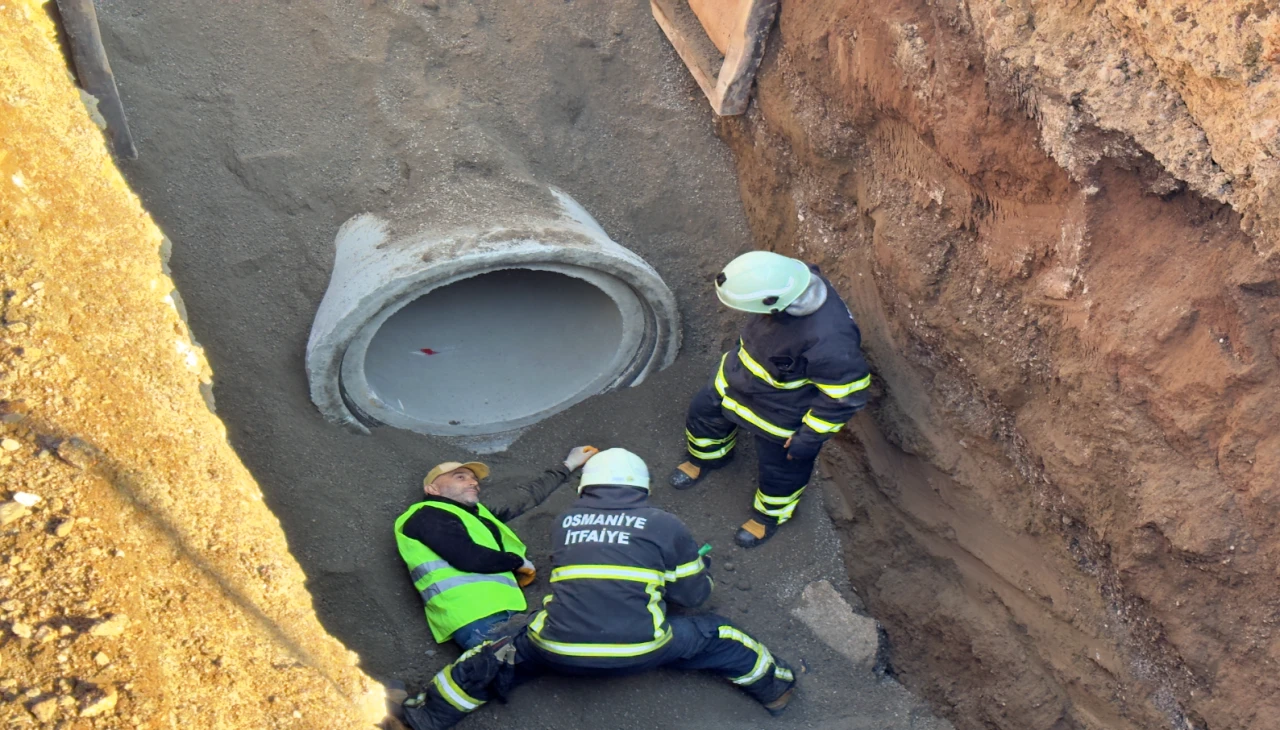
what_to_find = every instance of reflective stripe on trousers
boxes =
[686,428,737,460]
[431,642,490,713]
[753,486,805,524]
[717,625,793,685]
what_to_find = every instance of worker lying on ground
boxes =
[394,447,598,650]
[391,448,798,730]
[671,251,872,548]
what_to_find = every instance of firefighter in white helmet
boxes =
[394,449,797,730]
[670,251,872,548]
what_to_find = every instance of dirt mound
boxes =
[0,4,379,727]
[717,1,1280,729]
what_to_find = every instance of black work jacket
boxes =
[527,485,711,668]
[718,268,871,453]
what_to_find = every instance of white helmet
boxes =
[578,448,650,493]
[715,251,812,314]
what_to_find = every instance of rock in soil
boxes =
[29,697,57,722]
[56,437,98,469]
[0,501,30,526]
[87,614,129,638]
[78,684,118,717]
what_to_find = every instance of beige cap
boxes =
[423,461,490,488]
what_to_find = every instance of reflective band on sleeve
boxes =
[420,574,518,603]
[432,666,484,712]
[550,565,666,584]
[736,342,811,390]
[775,666,794,682]
[715,355,797,439]
[718,626,776,686]
[814,374,871,398]
[409,559,451,584]
[665,558,705,581]
[802,411,844,434]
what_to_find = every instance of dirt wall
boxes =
[716,2,1280,729]
[0,4,379,727]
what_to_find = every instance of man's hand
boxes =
[563,446,599,471]
[515,558,536,588]
[785,436,821,463]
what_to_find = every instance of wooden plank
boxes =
[687,0,747,55]
[651,0,778,116]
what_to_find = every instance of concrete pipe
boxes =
[306,187,680,451]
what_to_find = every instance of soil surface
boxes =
[716,2,1280,730]
[2,4,379,728]
[12,0,955,728]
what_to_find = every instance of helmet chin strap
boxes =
[783,277,827,316]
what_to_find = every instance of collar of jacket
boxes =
[784,276,828,316]
[576,485,650,508]
[422,494,481,514]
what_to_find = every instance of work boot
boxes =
[763,687,796,716]
[743,655,800,716]
[669,461,704,490]
[734,516,780,548]
[382,679,409,728]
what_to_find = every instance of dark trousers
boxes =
[403,615,795,730]
[684,385,817,524]
[452,610,515,651]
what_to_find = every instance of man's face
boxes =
[427,468,481,506]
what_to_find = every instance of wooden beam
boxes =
[651,0,779,116]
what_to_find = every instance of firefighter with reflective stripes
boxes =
[394,447,598,650]
[394,449,798,730]
[670,251,872,548]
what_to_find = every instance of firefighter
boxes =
[394,447,598,650]
[394,449,798,730]
[670,251,872,548]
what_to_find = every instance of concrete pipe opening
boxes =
[307,186,680,451]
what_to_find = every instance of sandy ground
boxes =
[91,0,947,727]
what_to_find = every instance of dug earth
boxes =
[714,1,1280,729]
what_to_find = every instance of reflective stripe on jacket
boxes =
[394,501,528,643]
[718,268,871,454]
[528,485,711,668]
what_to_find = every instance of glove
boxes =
[701,554,712,571]
[515,559,536,588]
[785,435,822,462]
[563,445,599,471]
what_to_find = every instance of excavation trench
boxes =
[9,0,1271,729]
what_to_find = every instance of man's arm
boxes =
[484,464,572,522]
[662,515,713,608]
[400,507,524,574]
[788,340,871,461]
